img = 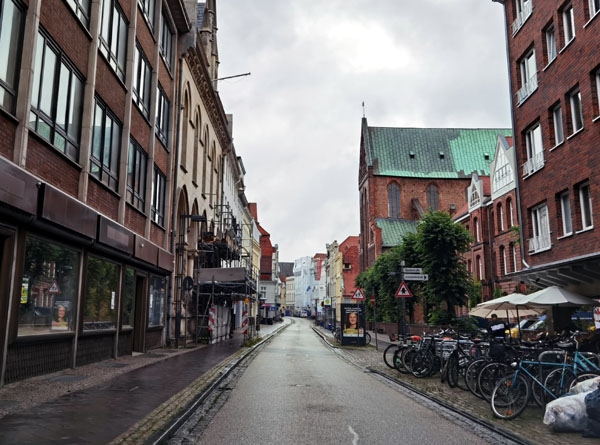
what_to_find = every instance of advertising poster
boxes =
[341,304,366,346]
[594,306,600,329]
[52,301,71,330]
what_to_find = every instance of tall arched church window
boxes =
[427,184,439,210]
[387,183,401,218]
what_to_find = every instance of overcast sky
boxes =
[216,0,512,263]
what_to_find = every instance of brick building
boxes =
[0,0,194,384]
[358,117,512,273]
[453,135,524,304]
[492,0,600,295]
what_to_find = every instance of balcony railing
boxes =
[512,1,533,36]
[522,150,544,177]
[517,73,538,105]
[528,232,551,253]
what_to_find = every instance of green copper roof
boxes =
[367,126,512,179]
[376,218,419,247]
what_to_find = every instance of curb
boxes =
[125,320,291,444]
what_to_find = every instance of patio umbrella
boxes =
[468,306,542,319]
[475,293,541,342]
[525,286,598,306]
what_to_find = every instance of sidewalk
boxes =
[313,325,595,445]
[0,321,286,444]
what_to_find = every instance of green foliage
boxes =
[455,317,480,335]
[493,287,504,300]
[509,225,520,246]
[468,280,482,308]
[427,308,453,326]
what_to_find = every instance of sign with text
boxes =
[402,267,423,274]
[403,273,429,281]
[340,304,366,346]
[395,282,412,298]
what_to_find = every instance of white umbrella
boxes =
[479,293,531,309]
[525,286,597,306]
[469,306,542,318]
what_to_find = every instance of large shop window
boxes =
[133,42,152,118]
[0,0,25,114]
[91,97,121,192]
[30,29,84,162]
[18,236,80,336]
[99,0,127,81]
[148,276,165,327]
[127,138,147,212]
[122,267,135,328]
[83,256,120,330]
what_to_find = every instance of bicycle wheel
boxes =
[447,353,460,388]
[569,372,600,391]
[543,368,575,403]
[402,348,417,373]
[478,362,509,402]
[465,358,487,398]
[440,358,449,384]
[393,347,409,374]
[491,373,530,420]
[411,350,435,378]
[383,344,399,369]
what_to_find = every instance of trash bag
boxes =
[571,376,600,395]
[544,392,588,432]
[584,388,600,438]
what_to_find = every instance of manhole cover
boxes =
[46,375,87,383]
[96,362,128,368]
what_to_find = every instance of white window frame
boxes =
[590,0,600,19]
[595,70,600,118]
[498,204,505,231]
[512,0,533,35]
[517,49,538,104]
[560,191,573,236]
[563,4,575,46]
[523,123,544,176]
[552,104,564,146]
[508,199,515,226]
[529,203,551,253]
[475,218,481,242]
[545,25,556,64]
[501,246,507,275]
[569,89,584,134]
[512,244,518,272]
[579,182,594,230]
[477,256,483,280]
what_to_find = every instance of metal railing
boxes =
[512,1,533,36]
[528,233,551,253]
[517,72,538,105]
[522,150,544,177]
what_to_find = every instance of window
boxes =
[545,25,556,64]
[592,0,600,18]
[160,10,173,70]
[559,191,573,236]
[498,203,505,231]
[66,0,91,27]
[474,217,480,242]
[511,243,518,272]
[562,4,575,46]
[151,165,166,226]
[508,198,515,226]
[127,138,147,212]
[122,268,135,328]
[517,49,537,104]
[387,183,401,218]
[133,42,152,118]
[476,255,483,280]
[523,123,544,176]
[427,184,439,210]
[148,275,165,326]
[83,256,120,330]
[595,70,600,117]
[552,104,564,146]
[569,89,584,133]
[18,236,80,336]
[202,127,208,194]
[99,0,127,81]
[500,246,507,275]
[512,0,532,35]
[0,0,25,113]
[91,98,121,191]
[529,204,551,253]
[138,0,155,30]
[578,182,593,230]
[155,85,169,146]
[30,29,84,162]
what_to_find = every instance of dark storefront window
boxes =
[83,256,120,330]
[122,267,135,328]
[148,275,165,327]
[18,236,80,336]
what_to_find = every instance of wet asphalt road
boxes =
[197,318,490,445]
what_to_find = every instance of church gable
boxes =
[491,135,516,199]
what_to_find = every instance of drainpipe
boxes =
[167,55,184,344]
[486,202,495,301]
[493,0,529,272]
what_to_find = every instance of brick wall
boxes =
[26,135,79,197]
[125,205,146,236]
[0,118,16,160]
[95,57,127,122]
[87,179,119,220]
[130,106,151,149]
[150,222,165,247]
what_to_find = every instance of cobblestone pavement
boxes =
[313,325,597,445]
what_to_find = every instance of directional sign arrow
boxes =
[403,273,429,281]
[402,267,423,274]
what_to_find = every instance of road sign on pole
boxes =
[403,273,429,281]
[395,282,412,298]
[352,288,366,300]
[402,267,423,274]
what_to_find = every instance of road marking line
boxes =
[348,425,359,445]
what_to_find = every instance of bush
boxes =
[428,308,454,326]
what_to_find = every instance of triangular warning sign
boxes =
[48,280,61,294]
[395,281,412,298]
[352,288,366,300]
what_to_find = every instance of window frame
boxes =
[65,0,91,28]
[90,97,121,192]
[590,0,600,19]
[138,0,155,30]
[551,104,564,146]
[126,138,148,212]
[569,89,584,134]
[426,184,439,211]
[151,164,166,227]
[562,4,575,46]
[529,203,551,253]
[579,182,594,230]
[545,25,556,65]
[0,0,25,114]
[159,9,174,70]
[560,190,573,236]
[387,182,401,218]
[30,28,85,162]
[523,122,544,176]
[99,0,128,81]
[133,42,152,119]
[155,84,169,146]
[508,198,515,226]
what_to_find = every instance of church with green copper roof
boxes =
[358,117,512,272]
